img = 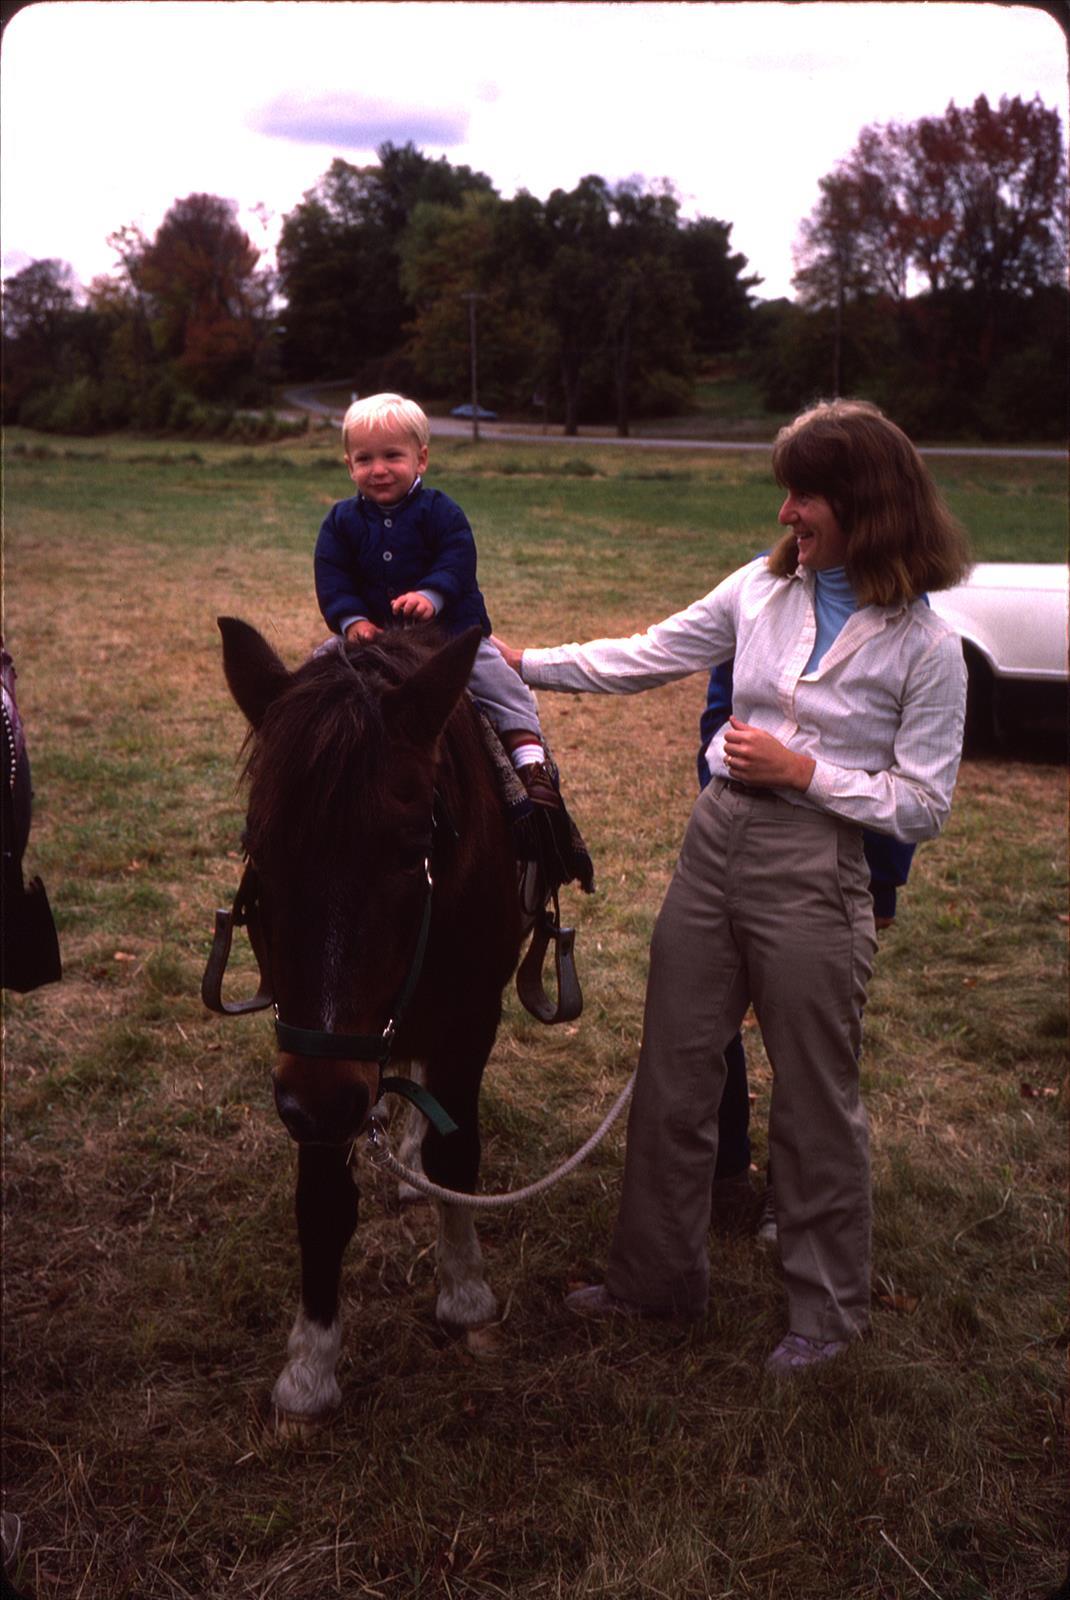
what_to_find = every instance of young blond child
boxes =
[314,393,560,808]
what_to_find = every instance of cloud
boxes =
[249,93,469,150]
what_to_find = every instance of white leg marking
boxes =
[271,1307,342,1418]
[435,1202,498,1327]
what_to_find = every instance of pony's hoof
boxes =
[465,1323,503,1358]
[273,1406,333,1440]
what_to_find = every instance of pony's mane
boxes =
[244,630,454,861]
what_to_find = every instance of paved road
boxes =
[284,390,1065,461]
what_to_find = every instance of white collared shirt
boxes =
[521,557,967,841]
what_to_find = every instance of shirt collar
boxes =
[789,562,910,617]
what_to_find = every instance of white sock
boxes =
[510,743,544,770]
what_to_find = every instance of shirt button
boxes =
[384,518,393,528]
[383,551,392,561]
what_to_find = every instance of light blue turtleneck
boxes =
[803,566,858,675]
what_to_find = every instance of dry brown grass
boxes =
[2,434,1067,1599]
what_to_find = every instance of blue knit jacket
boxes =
[314,482,492,637]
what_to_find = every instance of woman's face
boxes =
[778,488,849,572]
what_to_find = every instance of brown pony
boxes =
[218,618,521,1420]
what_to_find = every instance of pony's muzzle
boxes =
[272,1055,381,1145]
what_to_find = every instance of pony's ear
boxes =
[383,626,483,747]
[217,617,291,729]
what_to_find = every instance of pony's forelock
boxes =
[243,634,439,861]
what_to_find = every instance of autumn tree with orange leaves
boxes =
[796,94,1066,305]
[121,193,275,400]
[775,94,1068,436]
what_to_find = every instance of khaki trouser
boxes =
[606,777,878,1341]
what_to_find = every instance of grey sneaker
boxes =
[765,1331,848,1376]
[564,1283,645,1319]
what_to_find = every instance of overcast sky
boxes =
[1,1,1066,302]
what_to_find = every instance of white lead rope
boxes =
[363,1072,636,1209]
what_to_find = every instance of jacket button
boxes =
[383,551,392,561]
[384,518,393,528]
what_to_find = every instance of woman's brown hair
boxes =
[766,399,972,605]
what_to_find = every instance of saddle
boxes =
[475,709,594,1026]
[475,709,594,893]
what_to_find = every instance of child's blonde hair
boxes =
[342,393,431,454]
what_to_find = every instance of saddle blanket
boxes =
[475,707,595,896]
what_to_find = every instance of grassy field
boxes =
[2,427,1067,1600]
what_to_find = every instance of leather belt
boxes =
[722,777,780,800]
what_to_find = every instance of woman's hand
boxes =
[391,592,435,620]
[489,634,524,675]
[723,715,816,791]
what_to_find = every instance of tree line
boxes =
[3,94,1066,441]
[771,91,1067,440]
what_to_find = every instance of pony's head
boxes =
[218,618,481,1144]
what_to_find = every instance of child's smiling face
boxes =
[345,425,428,506]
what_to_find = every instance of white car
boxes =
[929,563,1068,745]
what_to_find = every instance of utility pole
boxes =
[461,292,483,442]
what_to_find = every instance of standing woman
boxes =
[493,400,971,1374]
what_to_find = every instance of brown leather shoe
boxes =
[519,760,563,809]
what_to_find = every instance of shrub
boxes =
[141,374,183,431]
[19,378,102,435]
[167,391,196,432]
